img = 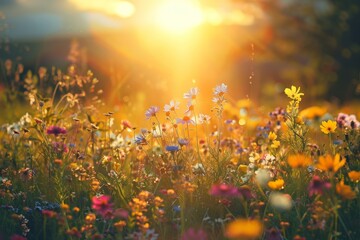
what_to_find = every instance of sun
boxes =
[152,0,204,34]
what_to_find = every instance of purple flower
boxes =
[46,126,67,136]
[181,228,208,240]
[308,175,331,196]
[178,138,189,146]
[209,183,240,198]
[145,106,160,120]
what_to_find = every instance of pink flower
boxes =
[92,195,113,218]
[209,183,240,198]
[46,126,67,136]
[145,106,160,120]
[308,175,331,196]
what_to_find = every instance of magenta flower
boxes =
[46,126,67,136]
[209,183,240,198]
[308,175,331,196]
[145,106,160,120]
[92,195,113,218]
[181,228,208,240]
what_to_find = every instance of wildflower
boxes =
[164,100,180,115]
[287,154,312,168]
[238,185,255,200]
[284,85,304,101]
[114,220,126,232]
[299,106,327,119]
[316,154,346,173]
[42,210,57,218]
[177,115,195,125]
[320,120,337,134]
[267,179,285,190]
[165,145,180,152]
[73,207,80,213]
[271,140,280,149]
[265,227,283,240]
[269,192,293,211]
[225,219,263,239]
[53,142,69,153]
[184,87,199,100]
[198,113,211,124]
[181,228,208,240]
[18,168,33,181]
[308,175,331,196]
[178,138,189,146]
[135,134,147,145]
[121,120,132,129]
[184,102,195,115]
[61,203,70,212]
[10,235,27,240]
[209,183,240,198]
[268,132,277,141]
[85,213,96,224]
[66,227,82,238]
[255,169,271,187]
[46,126,67,136]
[348,171,360,182]
[91,195,113,218]
[336,113,360,129]
[214,83,228,96]
[336,181,356,200]
[145,106,160,120]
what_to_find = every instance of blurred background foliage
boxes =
[0,0,359,124]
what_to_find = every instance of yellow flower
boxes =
[348,171,360,182]
[238,164,248,173]
[317,154,346,173]
[268,179,285,190]
[271,140,280,149]
[287,154,312,168]
[299,106,327,119]
[225,219,263,239]
[284,86,304,101]
[268,132,277,141]
[336,181,356,200]
[320,120,337,134]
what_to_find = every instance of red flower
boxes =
[46,126,67,136]
[92,195,113,218]
[10,235,27,240]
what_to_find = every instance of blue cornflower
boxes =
[166,145,180,152]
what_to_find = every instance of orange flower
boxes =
[336,181,356,200]
[287,154,312,168]
[268,179,285,190]
[348,171,360,182]
[316,154,346,173]
[225,219,263,239]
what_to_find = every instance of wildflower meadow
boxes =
[0,62,359,240]
[1,1,360,240]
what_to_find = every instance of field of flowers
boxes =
[0,64,359,240]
